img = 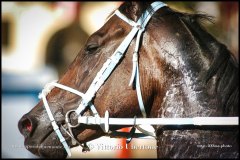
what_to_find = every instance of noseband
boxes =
[38,1,238,157]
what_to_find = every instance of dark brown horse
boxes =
[18,2,239,158]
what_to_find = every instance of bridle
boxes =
[38,1,238,157]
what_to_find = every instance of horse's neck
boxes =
[149,35,238,119]
[156,77,213,118]
[148,8,239,119]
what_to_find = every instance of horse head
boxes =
[18,1,239,158]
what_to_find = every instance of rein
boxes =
[38,1,238,157]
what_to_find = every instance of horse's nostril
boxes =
[23,118,32,132]
[19,116,33,136]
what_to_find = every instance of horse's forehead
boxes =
[89,18,115,37]
[91,16,129,39]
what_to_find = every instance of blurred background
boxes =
[2,1,238,158]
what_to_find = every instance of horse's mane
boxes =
[119,2,239,115]
[165,7,239,115]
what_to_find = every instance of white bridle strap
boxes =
[135,2,167,118]
[78,111,239,126]
[75,1,167,117]
[39,88,71,157]
[79,113,239,138]
[115,10,136,27]
[39,18,145,154]
[39,2,168,156]
[38,1,239,157]
[75,24,140,115]
[51,82,85,98]
[124,2,167,117]
[38,81,100,157]
[76,28,138,115]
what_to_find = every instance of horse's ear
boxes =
[128,2,143,21]
[120,1,147,21]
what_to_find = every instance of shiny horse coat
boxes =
[18,2,238,158]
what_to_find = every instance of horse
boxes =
[18,1,239,158]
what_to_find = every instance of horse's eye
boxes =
[85,44,99,54]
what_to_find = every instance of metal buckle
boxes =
[65,110,80,128]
